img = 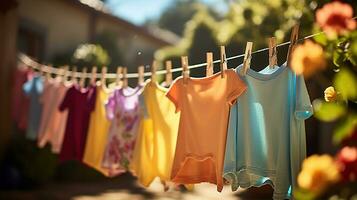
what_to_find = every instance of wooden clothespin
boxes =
[90,66,97,85]
[241,42,253,75]
[268,37,278,68]
[79,67,87,87]
[57,66,65,82]
[101,66,107,86]
[56,67,63,81]
[71,66,77,84]
[38,64,44,76]
[220,46,227,78]
[122,67,128,88]
[138,65,145,85]
[62,65,69,83]
[165,60,173,86]
[287,23,299,67]
[206,52,213,77]
[181,56,189,85]
[116,67,123,87]
[151,60,157,82]
[45,64,52,80]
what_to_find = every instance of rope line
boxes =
[16,30,327,79]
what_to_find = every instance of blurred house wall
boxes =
[16,0,176,67]
[18,0,89,61]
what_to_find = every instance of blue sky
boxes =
[105,0,228,25]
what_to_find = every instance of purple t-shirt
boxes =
[59,84,96,162]
[102,86,142,176]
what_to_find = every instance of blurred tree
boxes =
[72,43,110,68]
[52,31,123,71]
[93,31,124,70]
[155,0,315,76]
[149,0,220,36]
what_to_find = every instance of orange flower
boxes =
[316,1,356,38]
[291,40,327,78]
[298,155,340,194]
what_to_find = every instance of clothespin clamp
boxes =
[38,64,44,77]
[165,60,173,86]
[220,46,227,78]
[101,66,107,86]
[116,67,123,87]
[122,67,128,88]
[62,65,69,83]
[71,66,77,84]
[181,56,189,85]
[138,65,145,86]
[268,37,277,69]
[287,23,299,67]
[241,42,253,75]
[206,52,213,77]
[45,64,52,80]
[79,67,87,87]
[151,60,157,83]
[56,67,63,81]
[90,66,97,85]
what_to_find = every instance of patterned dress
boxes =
[102,86,142,176]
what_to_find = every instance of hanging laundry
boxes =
[131,81,180,187]
[59,85,96,162]
[23,75,44,140]
[102,86,143,177]
[11,66,33,130]
[37,77,70,153]
[223,63,313,200]
[83,85,112,176]
[166,70,247,192]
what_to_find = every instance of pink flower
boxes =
[336,146,357,182]
[316,1,356,38]
[108,136,121,163]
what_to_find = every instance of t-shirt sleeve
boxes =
[105,93,116,120]
[59,88,72,111]
[139,93,149,119]
[227,71,247,105]
[88,87,97,112]
[295,75,313,120]
[23,79,33,96]
[166,79,181,113]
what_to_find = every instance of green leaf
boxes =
[313,100,346,122]
[347,40,357,66]
[333,68,357,100]
[314,33,328,46]
[294,188,317,200]
[333,114,357,144]
[333,50,346,67]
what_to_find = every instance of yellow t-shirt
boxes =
[83,85,111,176]
[131,80,180,186]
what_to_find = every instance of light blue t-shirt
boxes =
[223,63,312,200]
[23,76,44,140]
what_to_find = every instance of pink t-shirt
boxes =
[38,78,70,153]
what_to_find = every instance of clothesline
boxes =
[17,31,323,79]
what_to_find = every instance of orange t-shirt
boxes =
[166,69,247,192]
